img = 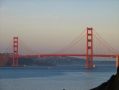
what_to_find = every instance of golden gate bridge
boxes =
[11,27,119,68]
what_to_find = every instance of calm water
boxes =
[0,61,116,90]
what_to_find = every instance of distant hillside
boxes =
[1,56,115,67]
[19,57,85,66]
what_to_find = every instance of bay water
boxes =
[0,60,116,90]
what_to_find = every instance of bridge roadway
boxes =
[20,54,117,58]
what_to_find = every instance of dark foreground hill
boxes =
[91,67,119,90]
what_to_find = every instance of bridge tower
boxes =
[86,27,94,68]
[12,37,19,66]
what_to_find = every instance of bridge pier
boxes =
[116,55,119,68]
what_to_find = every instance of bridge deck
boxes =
[20,54,116,58]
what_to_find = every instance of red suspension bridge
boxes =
[12,27,119,68]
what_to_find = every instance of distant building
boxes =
[0,53,12,66]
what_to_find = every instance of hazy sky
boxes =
[0,0,119,54]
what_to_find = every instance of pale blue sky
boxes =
[0,0,119,54]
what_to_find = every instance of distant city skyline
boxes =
[0,0,119,54]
